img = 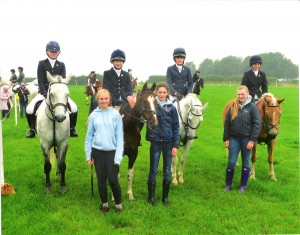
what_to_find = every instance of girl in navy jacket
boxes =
[146,83,179,206]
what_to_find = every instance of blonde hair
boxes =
[231,85,249,121]
[96,88,111,100]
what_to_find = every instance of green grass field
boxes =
[1,84,299,234]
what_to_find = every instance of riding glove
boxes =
[175,93,183,101]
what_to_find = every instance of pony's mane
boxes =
[260,93,277,105]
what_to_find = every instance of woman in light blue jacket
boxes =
[85,89,124,213]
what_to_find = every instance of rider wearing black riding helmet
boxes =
[103,49,134,107]
[25,40,78,138]
[241,55,268,102]
[166,47,193,101]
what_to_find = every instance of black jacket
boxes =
[37,59,66,95]
[241,70,268,101]
[15,87,30,103]
[103,68,133,106]
[146,102,180,148]
[223,101,261,143]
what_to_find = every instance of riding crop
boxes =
[91,165,94,196]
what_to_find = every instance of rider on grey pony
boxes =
[25,41,78,138]
[166,47,193,101]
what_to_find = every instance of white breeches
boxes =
[26,94,77,114]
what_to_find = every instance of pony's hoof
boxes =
[270,176,277,181]
[172,178,178,185]
[56,174,61,182]
[179,177,184,184]
[45,187,51,194]
[60,186,67,194]
[250,174,256,180]
[128,193,135,201]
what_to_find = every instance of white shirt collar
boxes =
[176,64,183,73]
[113,68,121,77]
[48,57,57,68]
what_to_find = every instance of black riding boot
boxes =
[162,181,170,206]
[223,168,234,192]
[26,114,36,138]
[239,168,251,193]
[148,182,156,206]
[69,112,78,137]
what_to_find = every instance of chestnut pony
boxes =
[223,93,284,181]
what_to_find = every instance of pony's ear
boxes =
[47,71,54,83]
[277,98,285,104]
[150,83,156,92]
[63,74,72,84]
[202,102,209,111]
[142,82,148,91]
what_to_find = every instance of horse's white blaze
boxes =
[148,95,158,124]
[148,96,156,112]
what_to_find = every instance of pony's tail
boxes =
[50,147,56,166]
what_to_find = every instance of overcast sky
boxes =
[0,0,299,81]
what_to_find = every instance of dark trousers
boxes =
[92,148,122,205]
[148,141,173,185]
[2,102,11,118]
[20,102,28,118]
[2,110,10,118]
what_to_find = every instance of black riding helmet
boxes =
[46,41,61,52]
[110,49,126,62]
[249,55,262,66]
[173,47,186,58]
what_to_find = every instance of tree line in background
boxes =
[147,52,299,85]
[24,52,298,86]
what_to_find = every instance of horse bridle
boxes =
[263,104,281,136]
[46,82,68,120]
[138,91,156,119]
[119,91,156,123]
[176,99,204,145]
